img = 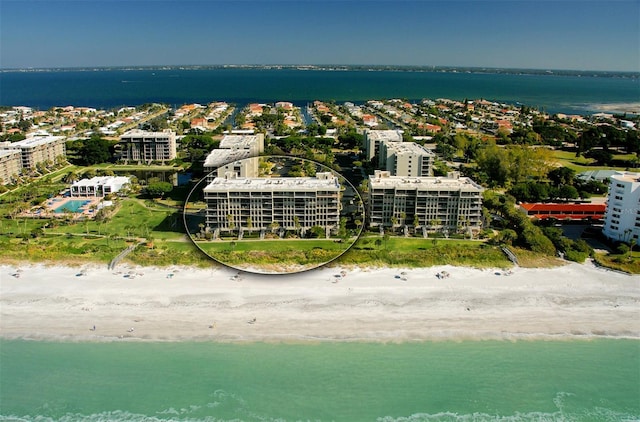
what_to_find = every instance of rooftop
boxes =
[0,149,22,158]
[204,149,253,168]
[611,171,640,184]
[384,141,434,156]
[0,136,65,149]
[366,129,403,142]
[120,129,175,138]
[72,176,131,187]
[520,203,606,212]
[369,171,483,191]
[204,172,340,193]
[219,134,262,149]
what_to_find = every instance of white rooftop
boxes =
[1,136,65,149]
[384,141,435,156]
[204,149,252,168]
[0,149,21,158]
[72,176,131,187]
[611,171,640,184]
[204,173,340,193]
[121,129,175,138]
[366,130,403,142]
[369,172,483,191]
[219,134,261,149]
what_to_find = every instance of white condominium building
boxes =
[364,129,403,161]
[70,176,131,198]
[368,170,484,234]
[203,134,264,179]
[603,171,640,243]
[204,150,258,179]
[0,135,66,170]
[119,129,176,162]
[0,149,22,185]
[379,141,435,177]
[204,172,341,234]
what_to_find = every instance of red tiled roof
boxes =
[531,214,605,220]
[520,203,606,213]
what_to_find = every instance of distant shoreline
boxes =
[1,64,638,79]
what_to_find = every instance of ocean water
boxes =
[1,68,638,115]
[1,339,638,421]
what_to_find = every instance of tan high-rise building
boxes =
[368,170,483,235]
[378,141,434,177]
[204,172,341,235]
[0,149,22,185]
[364,129,403,161]
[203,133,265,179]
[119,129,176,162]
[0,136,66,170]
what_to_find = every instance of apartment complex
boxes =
[70,176,131,198]
[119,129,176,162]
[378,141,434,177]
[0,149,22,185]
[367,170,484,235]
[364,130,403,160]
[603,171,640,243]
[0,136,66,170]
[203,172,341,236]
[203,134,264,178]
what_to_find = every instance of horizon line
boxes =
[1,64,638,75]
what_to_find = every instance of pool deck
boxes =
[25,197,103,219]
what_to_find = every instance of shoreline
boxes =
[1,260,638,344]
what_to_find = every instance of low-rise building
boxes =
[119,129,176,163]
[204,172,341,236]
[367,170,484,235]
[603,171,640,243]
[0,149,23,185]
[519,203,606,221]
[70,176,131,197]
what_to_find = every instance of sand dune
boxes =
[1,261,638,342]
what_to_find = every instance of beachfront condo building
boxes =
[203,134,264,179]
[70,176,131,198]
[0,135,66,170]
[364,129,403,161]
[378,141,435,177]
[367,170,484,235]
[603,171,640,243]
[203,172,341,236]
[0,149,23,185]
[204,149,258,179]
[119,129,176,163]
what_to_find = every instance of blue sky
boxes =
[1,0,638,71]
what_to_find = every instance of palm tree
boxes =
[293,216,302,237]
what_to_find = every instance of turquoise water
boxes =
[1,69,638,115]
[1,340,638,421]
[53,200,90,214]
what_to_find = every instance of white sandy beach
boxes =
[1,261,638,342]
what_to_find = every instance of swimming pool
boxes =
[54,200,91,214]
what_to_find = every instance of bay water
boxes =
[1,68,638,115]
[1,339,638,421]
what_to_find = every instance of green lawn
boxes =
[194,238,351,271]
[552,150,632,173]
